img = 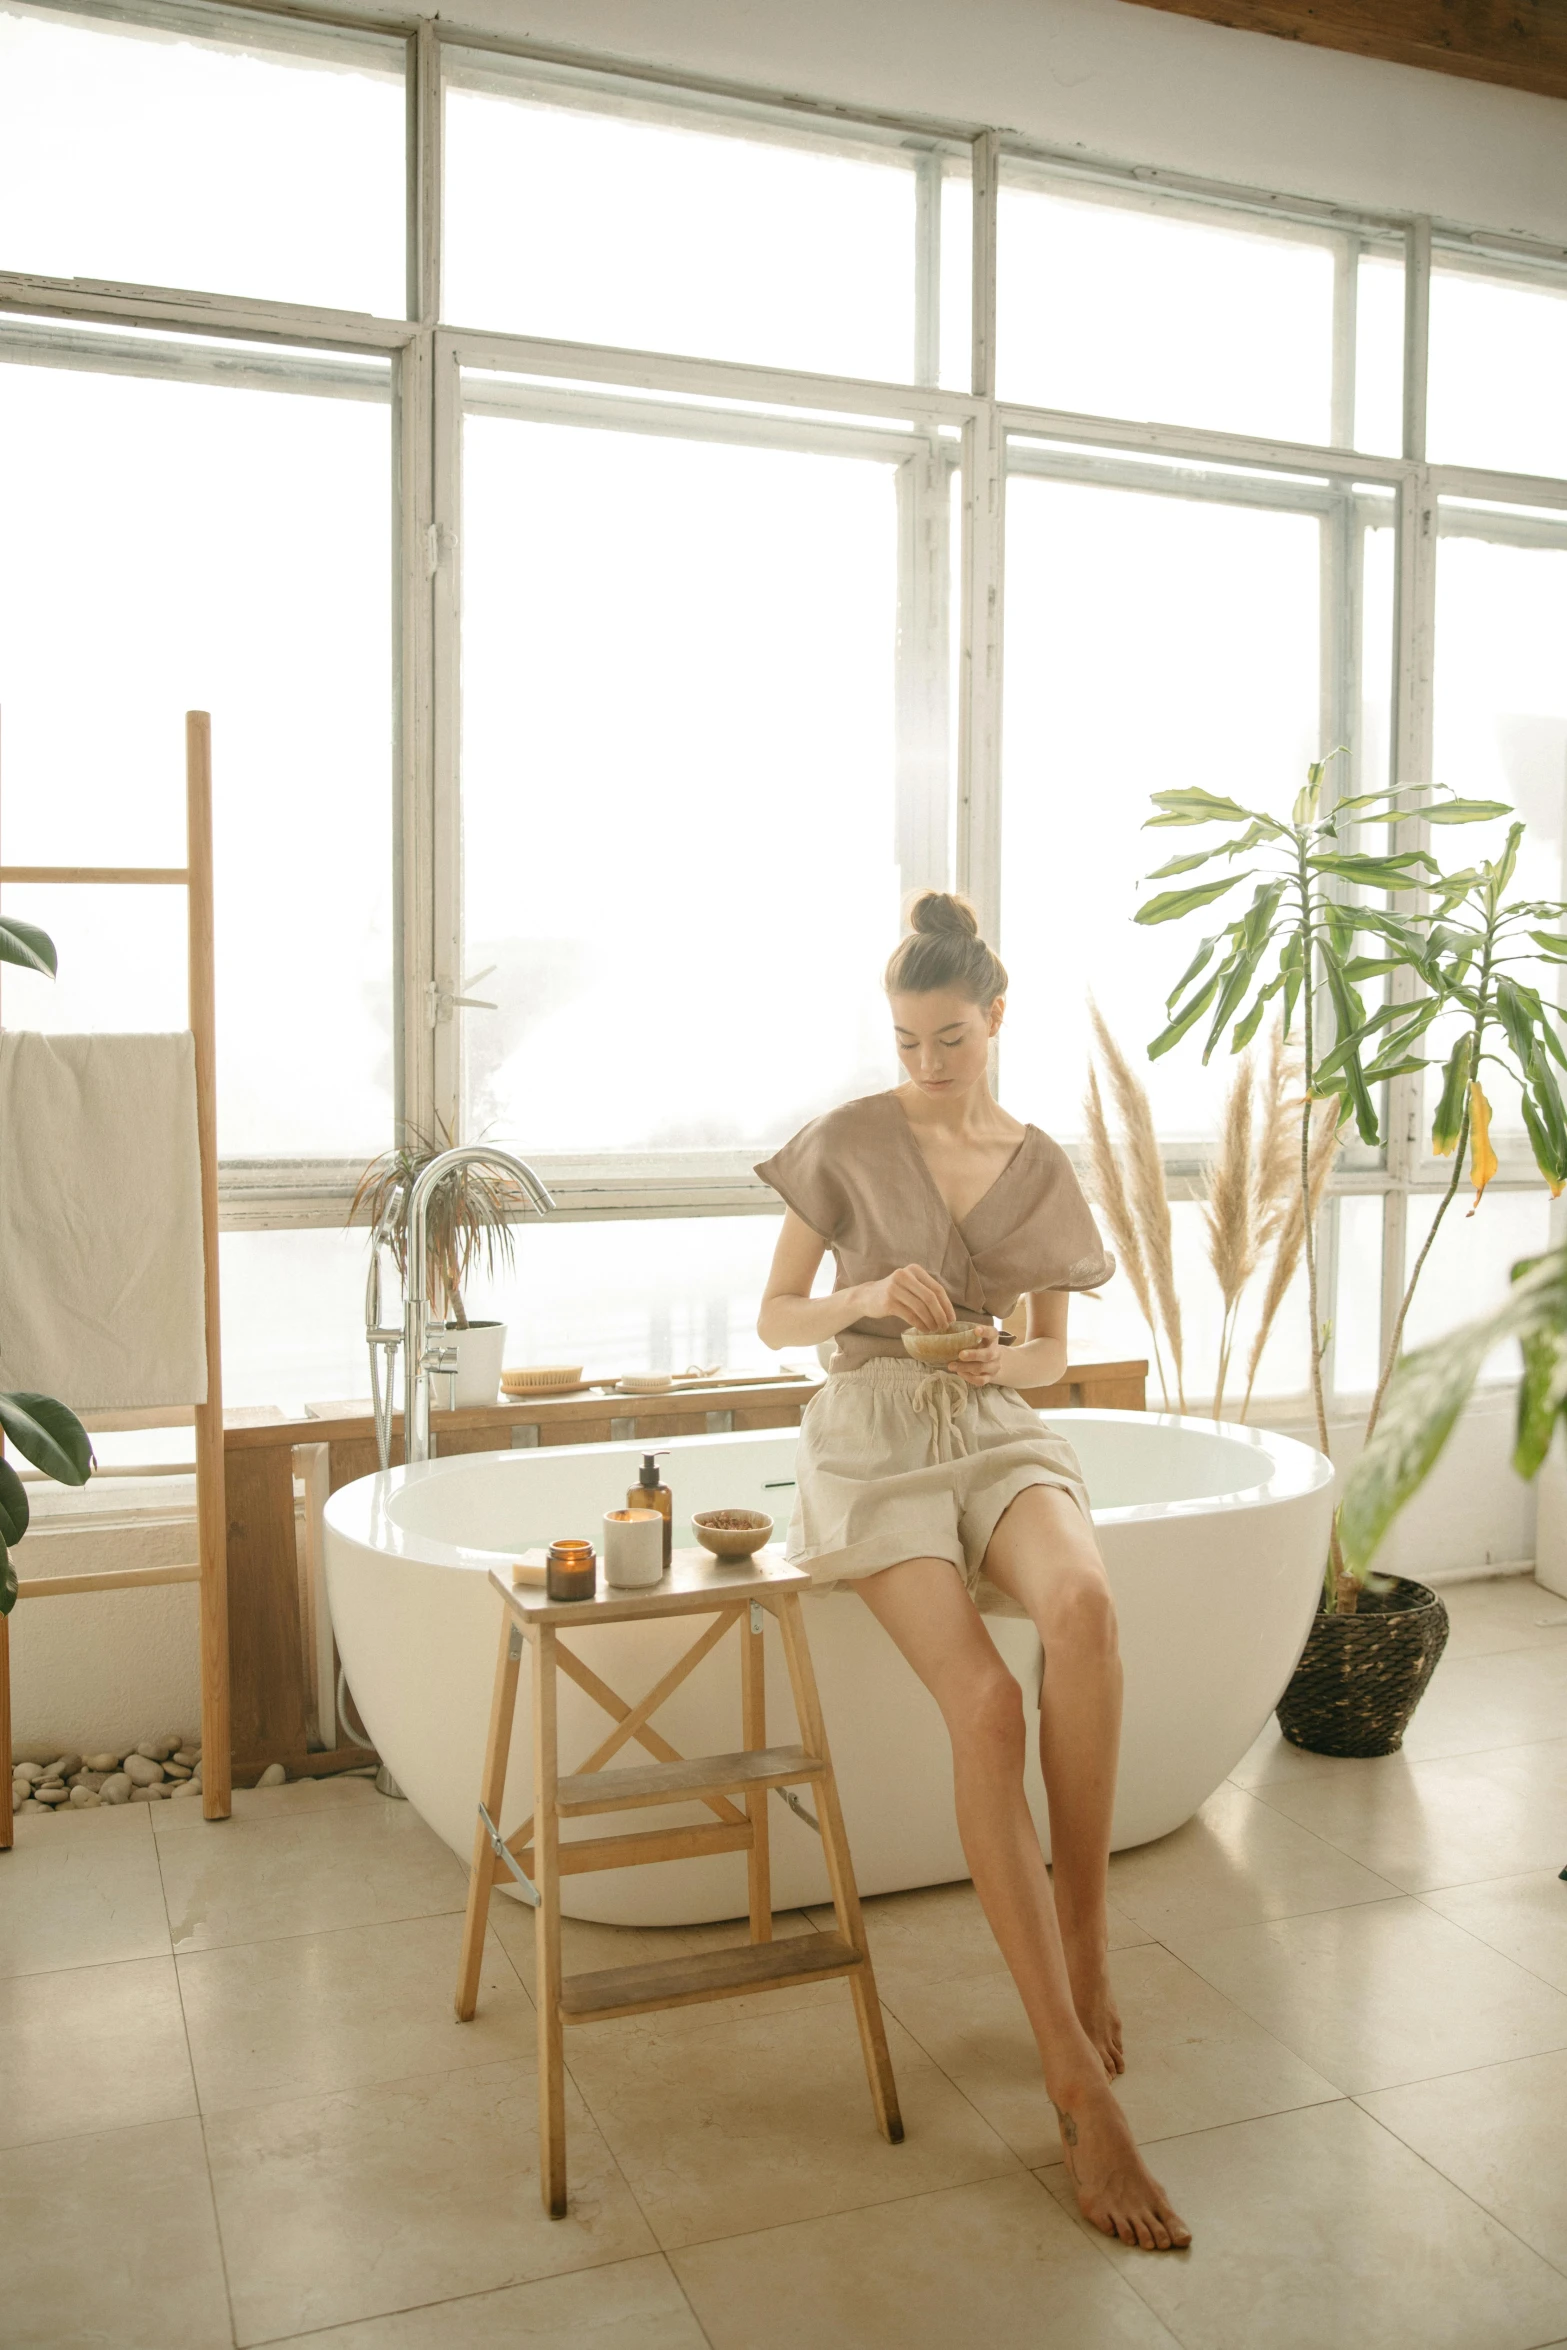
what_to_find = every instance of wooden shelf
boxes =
[561,1931,864,2024]
[556,1741,820,1817]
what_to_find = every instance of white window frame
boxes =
[2,1,1566,1409]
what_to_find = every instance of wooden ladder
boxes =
[455,1549,903,2217]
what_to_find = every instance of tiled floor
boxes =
[6,1573,1567,2349]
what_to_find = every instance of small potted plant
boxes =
[350,1126,522,1409]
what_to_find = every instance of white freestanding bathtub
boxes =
[324,1411,1333,1924]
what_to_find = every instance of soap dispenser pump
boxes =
[629,1451,673,1570]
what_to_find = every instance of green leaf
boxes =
[1491,820,1525,899]
[1307,850,1437,890]
[0,1535,13,1618]
[1424,798,1513,823]
[1319,941,1379,1143]
[1163,932,1221,1013]
[1147,847,1223,879]
[0,916,57,977]
[1493,975,1538,1072]
[1341,955,1403,981]
[1521,1093,1567,1199]
[0,1393,92,1486]
[1136,873,1251,926]
[1515,1319,1567,1479]
[1279,931,1305,1035]
[1528,930,1567,960]
[1148,970,1222,1060]
[1144,788,1252,828]
[1231,969,1285,1051]
[1431,1032,1472,1155]
[0,1457,29,1546]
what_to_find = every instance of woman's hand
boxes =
[859,1264,954,1332]
[952,1327,1005,1386]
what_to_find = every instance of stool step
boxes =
[556,1742,822,1818]
[562,1931,863,2024]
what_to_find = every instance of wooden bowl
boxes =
[693,1508,774,1559]
[901,1324,981,1365]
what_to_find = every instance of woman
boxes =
[755,891,1191,2253]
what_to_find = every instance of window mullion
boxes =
[1402,217,1431,463]
[427,333,462,1144]
[894,446,951,901]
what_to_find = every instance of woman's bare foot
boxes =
[1063,1940,1124,2078]
[1054,2086,1191,2250]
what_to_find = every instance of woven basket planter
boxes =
[1276,1576,1450,1758]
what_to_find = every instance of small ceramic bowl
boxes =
[693,1508,774,1559]
[901,1324,982,1365]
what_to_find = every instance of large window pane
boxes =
[460,400,907,1152]
[996,166,1399,448]
[0,330,394,1158]
[1428,260,1567,479]
[999,463,1326,1152]
[1428,506,1567,1148]
[1403,1189,1552,1378]
[0,2,405,314]
[444,54,970,385]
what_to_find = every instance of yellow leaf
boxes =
[1467,1082,1497,1214]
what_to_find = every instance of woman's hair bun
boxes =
[885,890,1007,1006]
[908,889,980,939]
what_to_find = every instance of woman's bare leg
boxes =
[982,1485,1125,2079]
[856,1556,1190,2250]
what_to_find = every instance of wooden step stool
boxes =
[455,1547,903,2217]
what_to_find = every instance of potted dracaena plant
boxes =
[350,1124,523,1409]
[1134,760,1567,1756]
[0,910,94,1627]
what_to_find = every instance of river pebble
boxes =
[122,1754,164,1787]
[99,1775,132,1804]
[255,1762,288,1788]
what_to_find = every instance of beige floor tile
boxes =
[1397,1639,1567,1761]
[1253,1737,1567,1892]
[877,1939,1341,2165]
[1423,1870,1567,1992]
[151,1771,383,1836]
[1040,2100,1567,2350]
[487,1894,817,2003]
[0,2114,232,2349]
[156,1789,469,1953]
[564,1984,1017,2248]
[1226,1717,1350,1790]
[206,2056,655,2346]
[0,1805,170,1978]
[1440,1575,1567,1660]
[1106,1779,1399,1940]
[7,1794,159,1845]
[1361,2046,1567,2277]
[807,1877,1152,1987]
[1168,1895,1567,2093]
[673,2171,1179,2348]
[259,2255,705,2349]
[0,1955,195,2149]
[179,1912,533,2113]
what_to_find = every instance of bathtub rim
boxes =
[323,1407,1336,1580]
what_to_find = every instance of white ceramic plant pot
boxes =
[432,1320,507,1409]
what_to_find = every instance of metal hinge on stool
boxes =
[478,1801,540,1905]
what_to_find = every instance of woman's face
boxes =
[889,988,1003,1100]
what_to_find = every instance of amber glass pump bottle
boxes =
[628,1451,673,1569]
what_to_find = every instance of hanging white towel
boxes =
[0,1031,208,1408]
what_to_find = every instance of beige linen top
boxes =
[755,1091,1114,1373]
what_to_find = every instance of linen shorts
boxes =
[785,1356,1095,1618]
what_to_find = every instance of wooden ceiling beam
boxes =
[1119,1,1567,105]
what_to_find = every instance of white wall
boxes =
[371,0,1567,243]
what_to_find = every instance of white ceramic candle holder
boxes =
[603,1507,664,1589]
